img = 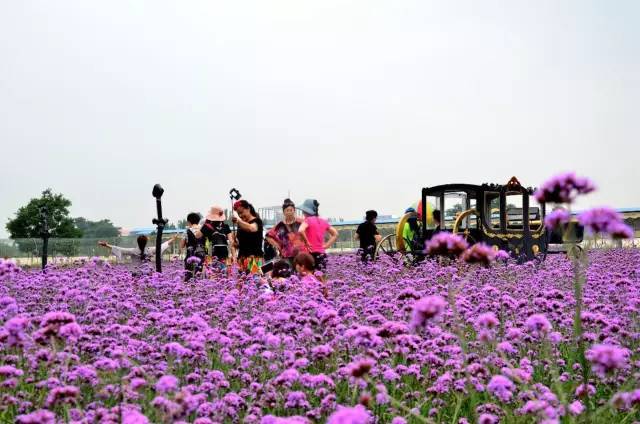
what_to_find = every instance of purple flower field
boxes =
[1,250,640,423]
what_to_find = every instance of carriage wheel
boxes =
[374,234,398,260]
[452,208,479,244]
[394,212,417,253]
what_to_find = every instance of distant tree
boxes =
[73,217,120,238]
[445,203,464,217]
[165,222,177,230]
[6,189,82,239]
[176,219,189,229]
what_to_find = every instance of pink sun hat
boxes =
[206,205,226,221]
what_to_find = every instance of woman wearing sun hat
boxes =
[297,199,338,276]
[197,205,235,274]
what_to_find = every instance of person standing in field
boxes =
[232,200,264,275]
[181,212,206,280]
[197,205,235,274]
[297,199,338,276]
[265,198,307,267]
[355,209,381,262]
[402,207,420,253]
[97,235,177,275]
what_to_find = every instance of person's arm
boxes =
[98,241,112,249]
[236,218,258,232]
[230,232,239,249]
[227,233,237,262]
[298,221,312,251]
[99,242,137,260]
[323,226,338,250]
[159,235,178,253]
[195,223,207,239]
[265,233,282,251]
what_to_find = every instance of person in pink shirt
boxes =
[297,199,338,276]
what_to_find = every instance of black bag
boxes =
[186,229,206,258]
[209,223,229,259]
[263,240,277,262]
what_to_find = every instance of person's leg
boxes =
[357,248,366,263]
[366,246,375,262]
[194,253,206,278]
[184,257,194,281]
[311,252,328,277]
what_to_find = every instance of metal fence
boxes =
[0,226,394,266]
[0,236,182,267]
[3,229,636,267]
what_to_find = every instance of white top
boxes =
[109,240,172,265]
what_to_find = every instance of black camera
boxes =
[152,184,164,199]
[229,188,241,201]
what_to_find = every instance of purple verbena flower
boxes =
[544,209,570,230]
[425,233,469,256]
[410,295,447,330]
[534,172,596,204]
[586,344,629,376]
[327,405,371,424]
[461,243,496,266]
[578,207,633,239]
[525,314,552,336]
[15,409,56,424]
[155,375,179,393]
[487,375,515,402]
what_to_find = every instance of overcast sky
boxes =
[1,1,639,237]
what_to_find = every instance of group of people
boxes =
[353,207,443,261]
[97,198,446,281]
[98,198,339,282]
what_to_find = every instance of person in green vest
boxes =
[402,207,420,253]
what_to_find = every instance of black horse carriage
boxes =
[374,177,583,262]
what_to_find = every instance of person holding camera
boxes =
[232,200,264,275]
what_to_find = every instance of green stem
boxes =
[450,394,463,424]
[389,396,429,424]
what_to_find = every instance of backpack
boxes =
[186,228,206,257]
[208,223,229,259]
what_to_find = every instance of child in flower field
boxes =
[180,212,206,280]
[261,259,292,294]
[272,259,292,280]
[294,252,328,297]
